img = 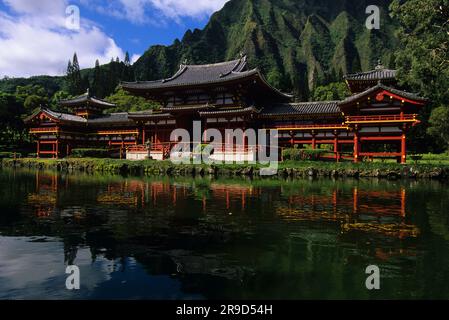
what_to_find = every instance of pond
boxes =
[0,168,448,299]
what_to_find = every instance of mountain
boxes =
[133,0,399,99]
[0,0,399,100]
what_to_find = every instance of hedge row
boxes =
[70,148,112,158]
[282,148,326,161]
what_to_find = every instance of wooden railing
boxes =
[30,127,59,133]
[272,124,348,130]
[96,129,139,135]
[345,114,418,123]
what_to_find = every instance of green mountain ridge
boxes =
[133,0,399,99]
[0,0,399,100]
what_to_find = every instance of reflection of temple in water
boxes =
[278,187,407,220]
[27,171,416,239]
[27,172,58,218]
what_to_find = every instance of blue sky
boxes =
[0,0,230,77]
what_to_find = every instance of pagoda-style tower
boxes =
[60,89,116,119]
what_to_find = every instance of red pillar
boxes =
[353,130,360,163]
[333,131,339,162]
[142,126,146,145]
[36,140,40,159]
[55,140,59,159]
[311,132,316,150]
[401,132,407,164]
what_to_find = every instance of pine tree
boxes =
[122,51,135,82]
[72,53,83,94]
[66,53,84,95]
[124,52,130,67]
[92,59,104,98]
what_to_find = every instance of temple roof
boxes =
[24,108,87,124]
[339,83,427,106]
[161,104,214,113]
[127,110,173,120]
[199,106,261,117]
[59,90,116,109]
[24,108,133,126]
[122,56,248,90]
[344,60,397,81]
[344,67,397,82]
[121,56,292,101]
[344,61,398,93]
[87,112,132,125]
[261,102,341,117]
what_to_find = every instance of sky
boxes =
[0,0,230,78]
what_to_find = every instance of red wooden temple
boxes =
[25,56,427,163]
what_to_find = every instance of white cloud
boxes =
[131,54,141,64]
[87,0,230,24]
[145,0,230,20]
[0,0,126,77]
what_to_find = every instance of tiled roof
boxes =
[199,106,261,117]
[261,102,341,117]
[344,67,397,82]
[339,83,428,106]
[24,108,134,126]
[161,104,214,112]
[128,111,173,120]
[42,109,87,123]
[121,56,249,90]
[87,113,132,125]
[60,90,116,108]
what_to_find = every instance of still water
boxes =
[0,168,448,300]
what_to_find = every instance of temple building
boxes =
[25,56,427,163]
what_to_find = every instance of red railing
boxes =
[345,114,418,122]
[127,142,272,159]
[272,123,347,130]
[30,127,59,133]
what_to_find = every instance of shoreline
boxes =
[1,158,449,180]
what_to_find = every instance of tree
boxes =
[15,84,49,112]
[124,52,131,67]
[92,59,105,98]
[24,95,48,112]
[50,90,71,111]
[428,106,449,150]
[104,88,160,113]
[0,92,29,148]
[390,0,449,104]
[390,0,449,152]
[66,53,84,95]
[312,82,350,101]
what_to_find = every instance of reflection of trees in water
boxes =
[2,169,449,298]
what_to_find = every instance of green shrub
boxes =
[70,148,111,158]
[0,151,21,159]
[282,148,325,161]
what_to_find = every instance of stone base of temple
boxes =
[126,150,150,161]
[126,150,165,161]
[209,151,257,163]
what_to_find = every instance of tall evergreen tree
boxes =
[66,53,84,96]
[124,52,131,67]
[92,59,105,98]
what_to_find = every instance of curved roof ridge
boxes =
[339,83,427,105]
[344,68,397,81]
[162,64,188,83]
[183,56,244,68]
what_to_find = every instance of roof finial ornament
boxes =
[375,59,384,70]
[86,88,90,96]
